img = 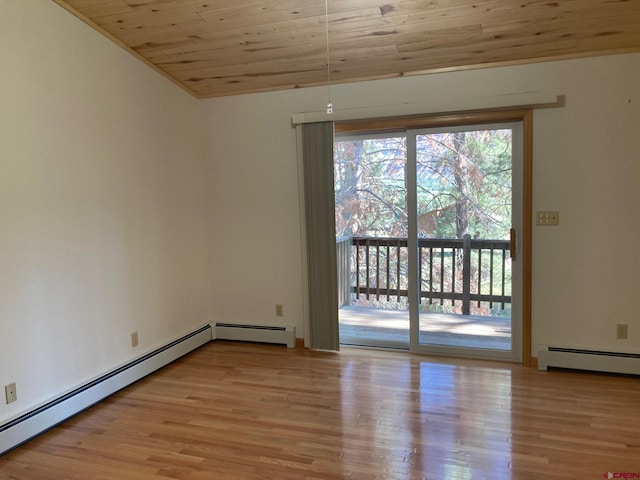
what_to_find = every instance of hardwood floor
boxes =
[1,341,639,479]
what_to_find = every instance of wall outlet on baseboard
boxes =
[5,383,17,404]
[616,324,628,339]
[275,304,284,317]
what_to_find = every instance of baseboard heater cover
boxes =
[537,346,640,375]
[215,323,296,348]
[0,324,212,456]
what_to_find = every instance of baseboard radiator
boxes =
[214,323,296,348]
[537,346,640,375]
[0,324,212,456]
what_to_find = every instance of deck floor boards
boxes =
[340,305,511,350]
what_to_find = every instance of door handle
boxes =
[510,228,516,260]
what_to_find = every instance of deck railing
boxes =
[337,235,511,315]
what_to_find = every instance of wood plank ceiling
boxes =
[54,0,640,99]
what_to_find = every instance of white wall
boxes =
[0,0,211,423]
[202,53,640,355]
[203,92,317,335]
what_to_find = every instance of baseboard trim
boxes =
[0,324,212,456]
[214,323,296,348]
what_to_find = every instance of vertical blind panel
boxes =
[302,122,339,351]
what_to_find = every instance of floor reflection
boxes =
[340,355,513,479]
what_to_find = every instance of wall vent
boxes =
[537,346,640,375]
[214,323,296,348]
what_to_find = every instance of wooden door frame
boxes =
[336,109,533,366]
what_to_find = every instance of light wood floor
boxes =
[1,341,639,479]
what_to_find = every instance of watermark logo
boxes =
[603,473,640,479]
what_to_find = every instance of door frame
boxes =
[335,109,533,365]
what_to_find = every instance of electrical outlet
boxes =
[131,331,139,348]
[616,324,628,340]
[275,304,284,317]
[536,210,560,226]
[5,383,17,404]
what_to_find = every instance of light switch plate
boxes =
[536,211,560,226]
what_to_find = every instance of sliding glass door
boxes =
[335,122,523,361]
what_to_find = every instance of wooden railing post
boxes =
[462,234,471,315]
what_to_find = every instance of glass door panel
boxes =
[409,124,522,361]
[334,133,410,349]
